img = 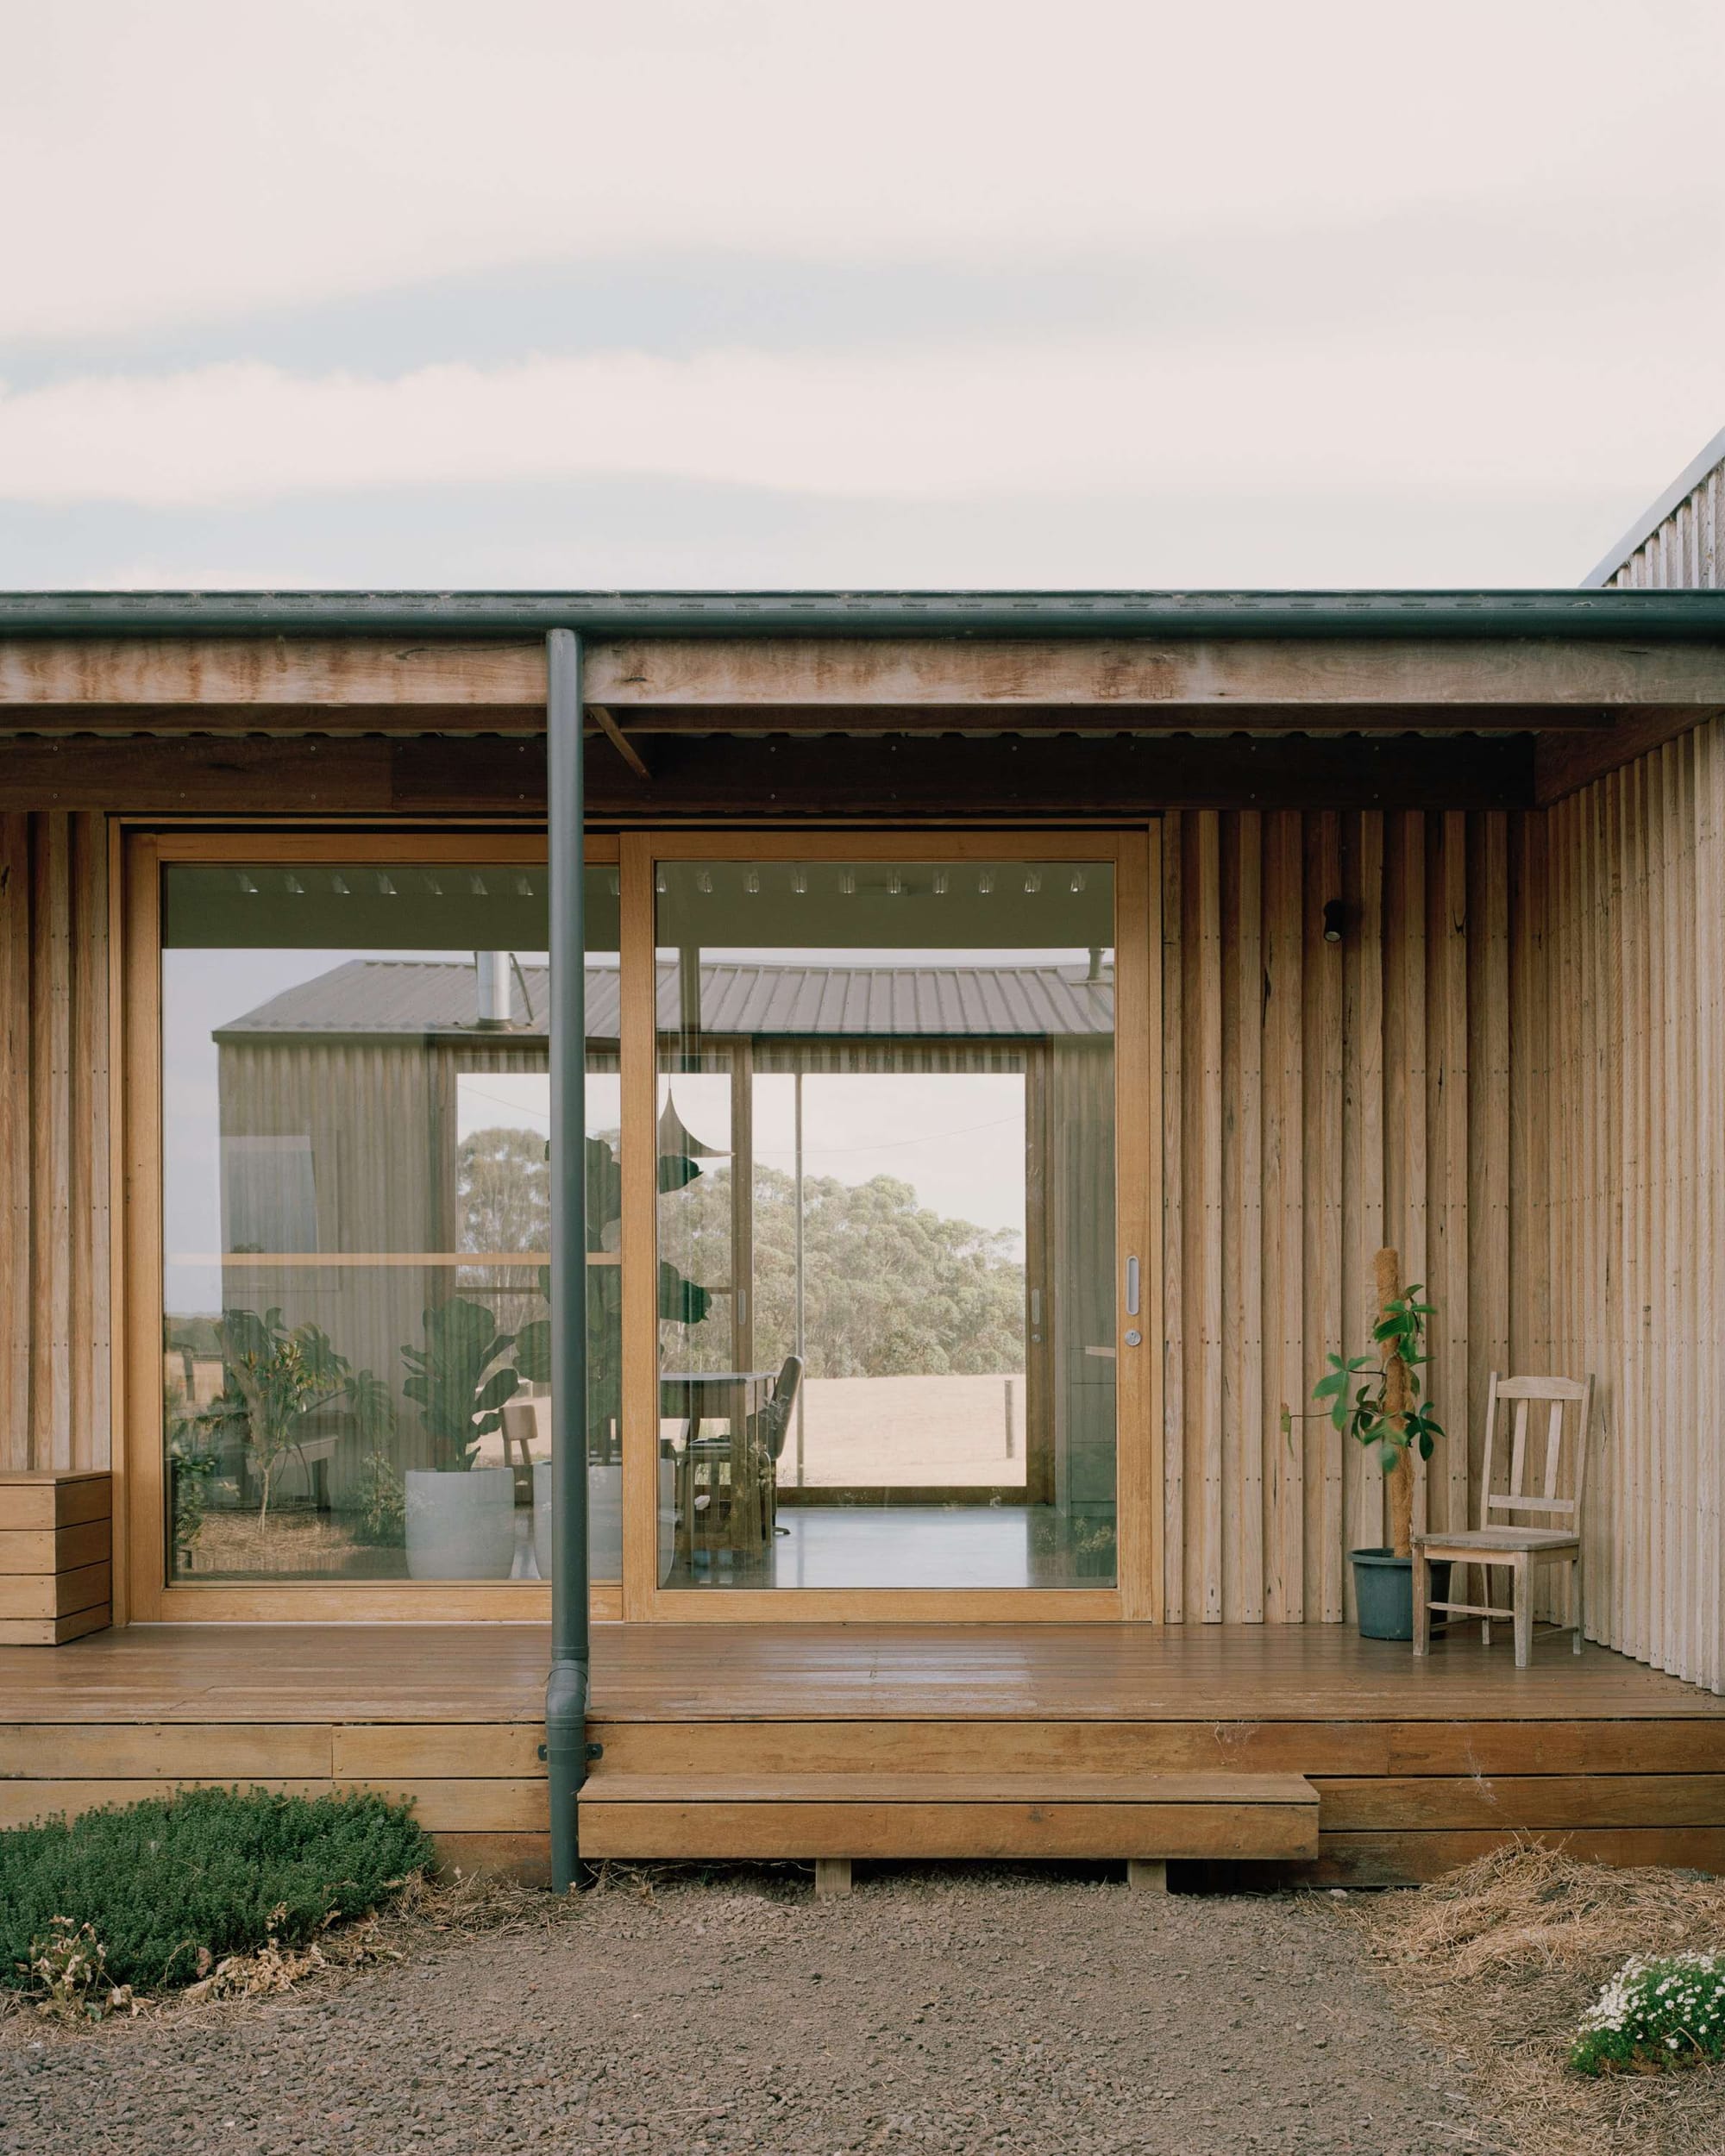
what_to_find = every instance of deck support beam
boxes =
[814,1859,853,1899]
[545,627,589,1894]
[1127,1859,1169,1892]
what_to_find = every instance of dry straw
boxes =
[1364,1844,1725,2156]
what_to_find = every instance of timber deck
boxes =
[2,1623,1722,1885]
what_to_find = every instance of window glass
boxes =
[160,861,621,1583]
[654,858,1117,1590]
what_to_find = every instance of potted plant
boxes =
[400,1297,521,1579]
[197,1307,356,1537]
[1314,1249,1449,1640]
[517,1133,711,1582]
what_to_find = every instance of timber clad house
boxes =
[3,429,1725,1892]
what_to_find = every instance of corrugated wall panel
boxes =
[0,812,110,1471]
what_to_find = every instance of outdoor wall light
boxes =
[791,867,807,895]
[1070,870,1087,894]
[696,868,712,894]
[329,874,349,896]
[744,868,761,894]
[1322,899,1346,943]
[839,868,856,895]
[932,868,949,895]
[377,873,398,896]
[977,869,994,895]
[1023,868,1042,894]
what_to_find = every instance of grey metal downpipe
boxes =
[544,626,589,1892]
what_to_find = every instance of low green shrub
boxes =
[1571,1951,1725,2076]
[0,1785,432,1996]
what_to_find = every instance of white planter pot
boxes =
[405,1465,517,1581]
[532,1460,623,1580]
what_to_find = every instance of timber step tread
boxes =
[578,1771,1320,1861]
[580,1771,1316,1805]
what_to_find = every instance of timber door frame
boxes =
[618,827,1162,1624]
[119,826,620,1623]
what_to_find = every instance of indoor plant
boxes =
[399,1297,521,1579]
[1314,1249,1448,1639]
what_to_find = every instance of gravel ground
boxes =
[0,1867,1502,2156]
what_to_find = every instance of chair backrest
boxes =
[761,1355,806,1462]
[1479,1373,1595,1527]
[500,1394,554,1460]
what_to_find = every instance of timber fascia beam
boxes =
[2,633,1723,718]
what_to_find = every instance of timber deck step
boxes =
[578,1770,1320,1862]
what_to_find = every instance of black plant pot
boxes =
[1350,1547,1451,1642]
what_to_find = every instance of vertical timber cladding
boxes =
[1158,809,1547,1628]
[1544,715,1725,1696]
[0,812,112,1475]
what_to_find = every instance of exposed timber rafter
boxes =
[586,703,650,779]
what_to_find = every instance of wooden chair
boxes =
[753,1355,806,1540]
[1413,1373,1595,1668]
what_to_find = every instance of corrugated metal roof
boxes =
[215,957,1113,1042]
[6,589,1725,638]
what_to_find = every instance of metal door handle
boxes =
[1125,1255,1140,1318]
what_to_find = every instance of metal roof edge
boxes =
[1581,423,1725,589]
[3,589,1725,640]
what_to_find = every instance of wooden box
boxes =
[0,1472,112,1643]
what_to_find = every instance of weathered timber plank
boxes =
[429,1832,550,1885]
[0,639,543,707]
[580,1800,1319,1863]
[588,1715,1725,1778]
[1318,1773,1725,1831]
[351,1780,549,1832]
[0,1608,110,1647]
[0,1778,330,1827]
[588,640,1724,710]
[0,1562,110,1620]
[331,1724,546,1779]
[1315,1826,1725,1887]
[3,635,1716,709]
[583,1771,1316,1805]
[586,1720,1393,1777]
[1383,1720,1725,1774]
[0,1520,110,1574]
[0,1476,110,1532]
[0,1722,333,1778]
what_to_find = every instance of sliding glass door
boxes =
[620,834,1153,1619]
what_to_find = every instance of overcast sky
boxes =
[3,1,1722,591]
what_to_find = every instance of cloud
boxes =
[3,1,1720,339]
[1,327,1716,514]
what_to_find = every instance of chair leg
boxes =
[1572,1550,1584,1654]
[1512,1553,1532,1668]
[1412,1547,1429,1657]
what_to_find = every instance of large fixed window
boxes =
[157,850,620,1589]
